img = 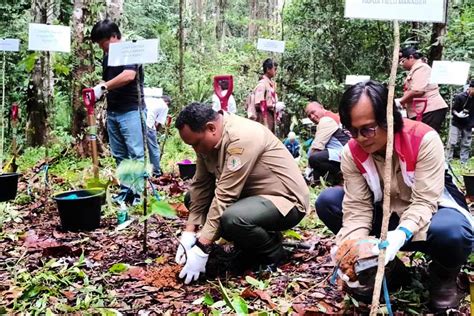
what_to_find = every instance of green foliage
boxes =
[108,263,129,274]
[116,159,152,194]
[245,276,269,290]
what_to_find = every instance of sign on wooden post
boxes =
[257,38,285,53]
[345,75,370,85]
[108,39,159,66]
[0,39,20,52]
[429,61,470,86]
[344,0,447,23]
[28,24,71,53]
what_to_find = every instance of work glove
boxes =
[275,101,285,112]
[93,84,107,100]
[372,229,407,265]
[453,110,469,119]
[394,98,403,109]
[178,245,209,284]
[175,231,196,264]
[331,245,365,289]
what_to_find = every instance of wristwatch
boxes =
[195,239,213,254]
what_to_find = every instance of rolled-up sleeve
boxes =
[200,137,264,241]
[187,154,216,226]
[311,117,339,151]
[398,132,443,236]
[336,147,375,244]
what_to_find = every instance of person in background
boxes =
[283,131,300,160]
[90,19,145,205]
[212,80,237,114]
[305,102,349,185]
[396,46,448,132]
[144,88,171,177]
[174,103,309,284]
[446,80,474,165]
[249,58,278,133]
[316,80,472,312]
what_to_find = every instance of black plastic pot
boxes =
[0,173,20,202]
[464,174,474,197]
[53,189,105,231]
[178,163,196,180]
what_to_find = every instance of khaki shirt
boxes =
[188,113,310,241]
[337,131,445,244]
[311,116,339,152]
[404,60,448,118]
[254,75,278,110]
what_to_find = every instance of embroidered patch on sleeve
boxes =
[227,156,242,171]
[227,147,244,155]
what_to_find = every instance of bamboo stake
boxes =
[1,51,5,171]
[369,20,400,315]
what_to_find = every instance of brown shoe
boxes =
[429,261,464,313]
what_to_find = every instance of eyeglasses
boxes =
[347,125,379,138]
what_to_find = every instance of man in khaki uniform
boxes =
[249,58,278,133]
[174,103,309,284]
[316,81,472,312]
[396,46,448,132]
[305,102,349,185]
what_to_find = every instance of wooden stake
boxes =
[0,51,5,171]
[369,20,400,315]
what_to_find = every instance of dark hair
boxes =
[162,95,171,105]
[263,58,277,74]
[339,80,404,134]
[175,102,219,132]
[218,79,229,90]
[91,19,121,43]
[400,46,423,59]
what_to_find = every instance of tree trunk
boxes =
[248,0,257,39]
[106,0,123,23]
[428,23,446,65]
[178,0,185,101]
[26,0,54,147]
[215,0,227,48]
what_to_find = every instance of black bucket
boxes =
[0,173,20,202]
[178,163,196,180]
[53,189,105,231]
[464,174,474,197]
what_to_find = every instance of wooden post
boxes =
[0,51,5,171]
[369,20,400,315]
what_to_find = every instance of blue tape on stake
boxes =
[383,276,393,316]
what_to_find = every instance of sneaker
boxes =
[112,192,127,204]
[131,195,141,206]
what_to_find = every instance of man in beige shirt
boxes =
[397,46,448,132]
[305,102,349,185]
[316,81,472,312]
[174,103,309,284]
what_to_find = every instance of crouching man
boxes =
[316,81,473,312]
[174,103,309,284]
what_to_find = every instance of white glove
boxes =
[175,231,196,264]
[453,110,469,119]
[93,84,107,100]
[372,229,407,265]
[275,101,285,112]
[394,98,402,109]
[178,245,209,284]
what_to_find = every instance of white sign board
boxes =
[344,0,447,23]
[0,39,20,52]
[345,75,370,85]
[144,87,163,98]
[28,24,71,53]
[108,39,159,66]
[430,61,470,86]
[257,38,285,53]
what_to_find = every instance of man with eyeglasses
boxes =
[315,81,472,312]
[395,46,448,132]
[305,102,349,185]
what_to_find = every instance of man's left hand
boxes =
[178,245,209,284]
[372,229,407,265]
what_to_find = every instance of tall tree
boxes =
[178,0,185,100]
[428,23,446,65]
[26,0,54,146]
[106,0,123,22]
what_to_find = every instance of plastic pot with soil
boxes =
[177,159,196,180]
[0,172,20,202]
[53,188,105,231]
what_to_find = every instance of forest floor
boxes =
[0,157,473,315]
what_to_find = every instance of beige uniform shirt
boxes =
[254,75,278,110]
[188,113,310,241]
[311,116,339,152]
[404,60,448,118]
[336,131,445,244]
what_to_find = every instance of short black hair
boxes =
[175,102,219,132]
[91,19,121,43]
[162,95,171,105]
[400,46,423,59]
[263,58,277,74]
[339,80,404,134]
